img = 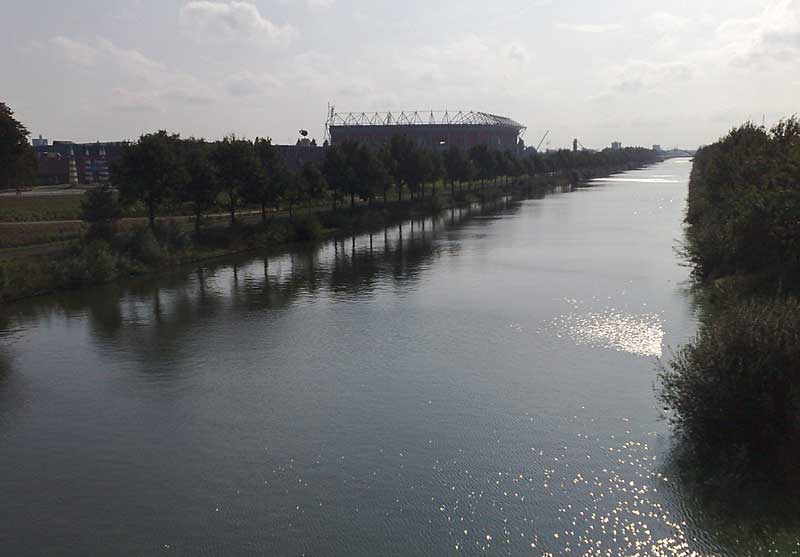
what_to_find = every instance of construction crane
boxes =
[536,130,550,152]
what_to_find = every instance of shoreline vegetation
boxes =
[0,128,658,304]
[659,118,800,502]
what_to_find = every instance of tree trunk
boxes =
[397,181,403,202]
[350,191,355,210]
[451,180,455,199]
[229,191,236,226]
[261,202,267,225]
[195,211,202,233]
[289,202,294,222]
[148,203,156,230]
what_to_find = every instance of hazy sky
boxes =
[3,0,798,149]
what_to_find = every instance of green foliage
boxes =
[180,140,219,231]
[291,213,323,243]
[661,116,800,491]
[113,131,188,228]
[659,298,800,480]
[684,118,800,280]
[81,185,121,239]
[54,240,121,288]
[0,102,37,189]
[213,135,262,224]
[444,146,471,187]
[241,137,281,222]
[300,161,328,206]
[0,194,83,222]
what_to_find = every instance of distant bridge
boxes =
[657,149,695,160]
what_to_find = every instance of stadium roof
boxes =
[327,110,525,131]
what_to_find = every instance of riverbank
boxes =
[0,163,652,305]
[659,119,800,495]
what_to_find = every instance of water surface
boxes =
[2,159,759,555]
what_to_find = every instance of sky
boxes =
[2,0,798,149]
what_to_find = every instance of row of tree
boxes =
[112,130,657,231]
[684,118,800,278]
[659,118,800,488]
[0,102,36,189]
[111,132,329,230]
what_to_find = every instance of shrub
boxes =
[81,185,120,240]
[53,240,120,288]
[122,225,164,266]
[428,193,445,214]
[659,297,800,479]
[291,214,323,243]
[153,220,189,253]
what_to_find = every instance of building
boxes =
[31,135,49,147]
[611,141,623,150]
[275,145,326,170]
[327,110,526,152]
[652,144,662,152]
[32,141,128,185]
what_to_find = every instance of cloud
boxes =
[179,1,296,45]
[556,23,622,33]
[225,71,281,96]
[51,36,217,109]
[595,60,694,99]
[304,0,334,9]
[717,0,800,67]
[50,36,99,66]
[644,12,689,34]
[504,42,530,65]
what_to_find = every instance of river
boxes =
[1,159,763,555]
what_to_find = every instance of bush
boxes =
[53,240,121,288]
[153,220,189,253]
[291,214,323,243]
[659,298,800,479]
[428,193,445,214]
[121,226,164,266]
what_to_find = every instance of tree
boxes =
[469,144,496,187]
[241,137,285,224]
[81,185,120,238]
[214,135,262,225]
[388,134,416,201]
[0,102,36,189]
[180,140,219,232]
[444,146,465,198]
[113,131,187,230]
[279,167,303,221]
[300,161,328,212]
[426,150,444,197]
[322,145,351,211]
[323,141,365,210]
[353,144,387,207]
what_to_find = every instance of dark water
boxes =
[0,160,772,555]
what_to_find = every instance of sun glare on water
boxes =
[551,309,664,358]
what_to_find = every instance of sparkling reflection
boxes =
[550,308,664,357]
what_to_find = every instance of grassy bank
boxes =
[0,179,506,303]
[0,167,636,304]
[659,118,800,492]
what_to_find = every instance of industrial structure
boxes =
[326,110,526,152]
[32,141,128,185]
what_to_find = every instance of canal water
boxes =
[0,159,764,555]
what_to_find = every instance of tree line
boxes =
[0,102,36,190]
[107,130,657,231]
[659,117,800,492]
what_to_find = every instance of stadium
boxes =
[326,110,526,152]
